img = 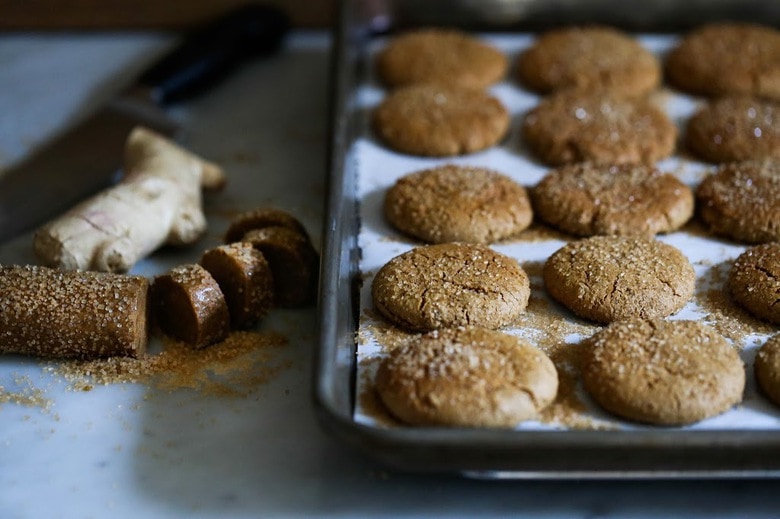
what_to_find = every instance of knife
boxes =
[0,3,289,244]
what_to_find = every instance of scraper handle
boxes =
[138,3,290,105]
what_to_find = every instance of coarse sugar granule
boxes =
[53,330,289,396]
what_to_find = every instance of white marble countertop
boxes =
[1,30,779,519]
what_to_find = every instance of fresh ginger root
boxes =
[34,126,226,273]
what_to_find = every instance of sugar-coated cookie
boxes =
[532,163,693,237]
[666,23,780,100]
[543,236,695,324]
[686,96,780,163]
[376,28,507,89]
[728,243,780,325]
[755,334,780,408]
[517,26,660,97]
[372,243,530,332]
[372,84,510,157]
[696,160,780,244]
[376,327,558,427]
[384,164,532,244]
[581,318,745,425]
[522,91,676,166]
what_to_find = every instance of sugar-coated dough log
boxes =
[151,264,230,348]
[0,265,148,358]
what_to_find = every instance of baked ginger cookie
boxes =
[532,163,693,237]
[665,23,780,100]
[728,243,780,325]
[372,243,530,332]
[686,96,780,163]
[372,84,509,157]
[521,91,676,165]
[696,160,780,244]
[543,236,695,324]
[517,26,660,97]
[581,318,745,425]
[384,164,533,244]
[375,327,558,427]
[755,334,780,408]
[376,28,507,89]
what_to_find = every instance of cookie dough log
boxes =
[200,243,274,329]
[151,264,230,348]
[0,265,148,359]
[223,207,311,244]
[34,126,226,273]
[240,227,319,307]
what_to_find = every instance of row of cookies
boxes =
[384,160,779,246]
[370,236,779,427]
[372,25,780,168]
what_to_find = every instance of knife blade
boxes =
[0,3,289,244]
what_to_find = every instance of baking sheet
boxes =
[350,33,780,433]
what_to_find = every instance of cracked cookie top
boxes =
[543,235,695,324]
[371,243,530,332]
[728,242,780,325]
[375,326,558,427]
[531,162,693,237]
[580,318,745,425]
[384,164,533,244]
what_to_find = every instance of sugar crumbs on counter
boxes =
[51,330,290,396]
[0,375,53,411]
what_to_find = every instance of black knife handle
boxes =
[138,3,290,105]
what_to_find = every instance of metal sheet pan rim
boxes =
[314,0,780,477]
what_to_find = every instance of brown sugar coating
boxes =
[0,265,148,359]
[375,28,507,90]
[543,236,695,324]
[384,164,533,244]
[696,160,780,244]
[151,264,230,348]
[372,243,530,332]
[755,334,780,408]
[224,207,310,244]
[531,163,693,237]
[517,26,660,97]
[581,318,745,425]
[375,327,558,427]
[200,243,274,329]
[241,226,319,307]
[372,84,510,157]
[521,91,676,166]
[665,23,780,100]
[686,96,780,163]
[728,243,780,324]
